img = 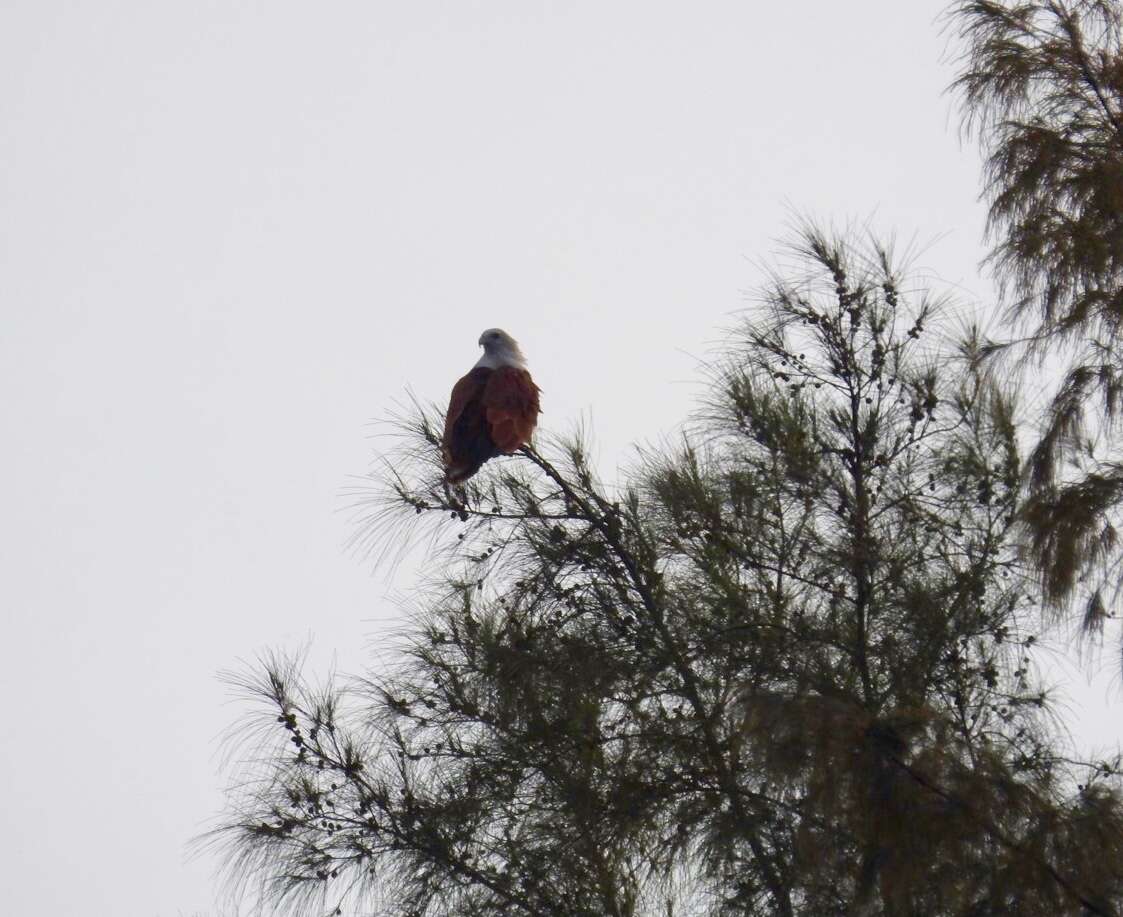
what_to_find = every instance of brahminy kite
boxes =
[441,328,541,484]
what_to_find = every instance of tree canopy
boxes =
[951,0,1123,624]
[211,229,1123,916]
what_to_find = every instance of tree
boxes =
[211,227,1123,916]
[950,0,1123,629]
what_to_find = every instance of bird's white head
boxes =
[475,328,527,369]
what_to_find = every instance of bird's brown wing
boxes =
[441,367,494,480]
[442,368,488,448]
[482,367,541,453]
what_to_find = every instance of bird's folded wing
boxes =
[442,367,492,460]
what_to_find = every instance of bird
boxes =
[441,328,541,484]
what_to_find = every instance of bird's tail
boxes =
[444,464,475,485]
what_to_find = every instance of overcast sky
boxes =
[2,2,1120,915]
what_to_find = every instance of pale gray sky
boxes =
[2,2,1118,915]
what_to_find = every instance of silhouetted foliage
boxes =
[210,228,1123,916]
[950,0,1123,625]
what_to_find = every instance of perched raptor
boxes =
[441,328,541,484]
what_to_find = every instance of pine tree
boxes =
[210,228,1123,916]
[950,0,1123,626]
